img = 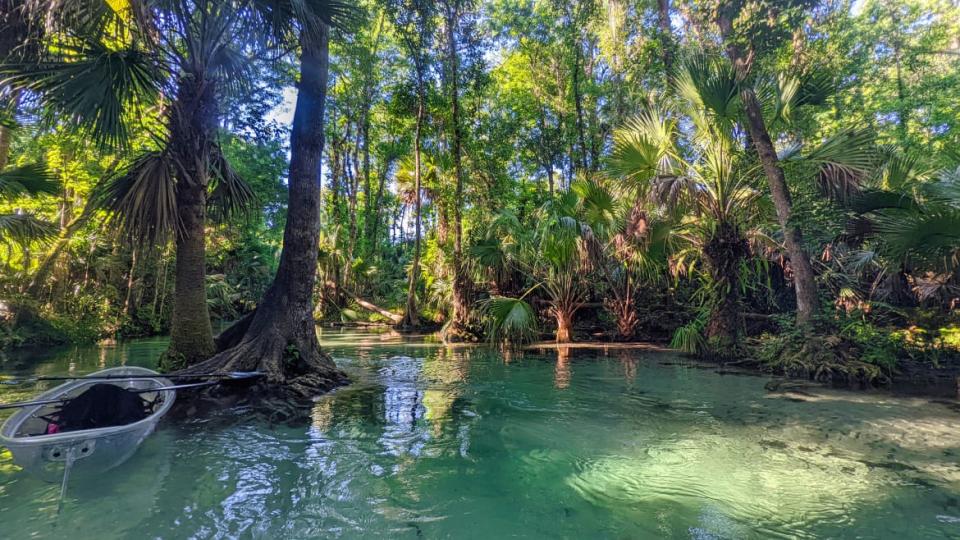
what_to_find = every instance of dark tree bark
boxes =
[442,0,473,340]
[182,24,345,399]
[718,12,820,326]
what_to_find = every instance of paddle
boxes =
[0,371,262,386]
[0,371,263,410]
[0,378,257,411]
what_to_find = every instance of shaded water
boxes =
[2,330,960,539]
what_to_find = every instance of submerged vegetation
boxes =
[1,0,959,388]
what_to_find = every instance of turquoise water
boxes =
[2,330,960,539]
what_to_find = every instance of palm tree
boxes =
[475,185,599,344]
[841,153,960,306]
[610,91,761,355]
[177,1,353,397]
[3,1,258,366]
[717,6,820,324]
[609,54,872,354]
[609,54,872,357]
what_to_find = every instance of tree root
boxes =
[173,325,348,409]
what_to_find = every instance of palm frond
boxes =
[674,52,740,125]
[572,177,618,241]
[875,149,933,191]
[251,0,360,44]
[208,144,257,222]
[0,164,58,199]
[873,209,960,270]
[798,128,876,201]
[608,107,677,189]
[481,296,538,345]
[0,213,57,246]
[23,0,119,35]
[1,38,162,147]
[849,189,919,214]
[92,151,180,245]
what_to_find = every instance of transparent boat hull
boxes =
[0,366,174,482]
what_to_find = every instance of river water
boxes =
[1,330,959,539]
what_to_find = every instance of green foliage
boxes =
[670,312,708,355]
[480,296,538,345]
[1,40,163,147]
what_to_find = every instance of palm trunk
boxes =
[739,90,819,324]
[168,181,215,365]
[164,68,218,367]
[181,24,345,398]
[702,222,748,357]
[718,14,819,325]
[555,309,573,343]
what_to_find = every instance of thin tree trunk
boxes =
[571,44,588,171]
[0,125,12,171]
[361,13,385,256]
[401,77,425,329]
[443,0,472,338]
[656,0,674,79]
[182,24,345,398]
[123,247,139,318]
[369,157,390,252]
[718,13,819,325]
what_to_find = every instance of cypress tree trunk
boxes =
[718,13,820,325]
[181,24,345,398]
[443,0,473,340]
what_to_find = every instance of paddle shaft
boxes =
[1,371,261,385]
[0,380,221,410]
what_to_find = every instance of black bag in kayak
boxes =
[51,384,150,432]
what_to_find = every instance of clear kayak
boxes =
[0,366,174,482]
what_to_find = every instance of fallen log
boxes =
[325,281,403,324]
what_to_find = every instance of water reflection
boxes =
[422,347,470,436]
[2,330,960,539]
[554,347,571,389]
